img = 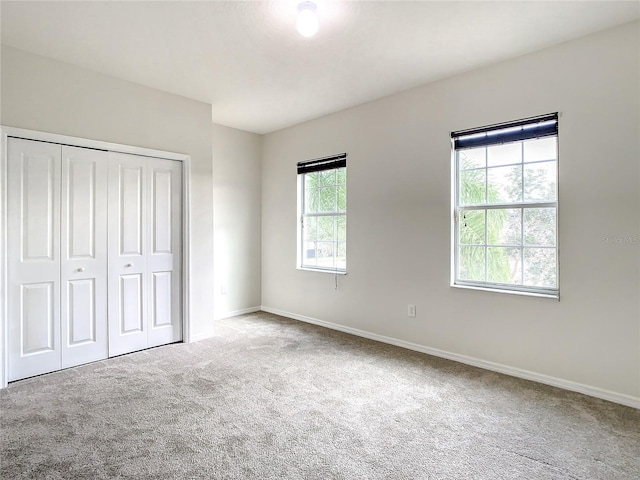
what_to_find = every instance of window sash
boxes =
[298,159,347,273]
[452,115,558,296]
[455,205,558,292]
[300,212,347,272]
[301,169,346,215]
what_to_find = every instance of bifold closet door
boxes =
[147,158,182,348]
[7,139,62,381]
[107,152,182,357]
[7,139,108,381]
[60,146,108,368]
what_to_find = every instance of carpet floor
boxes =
[1,311,639,479]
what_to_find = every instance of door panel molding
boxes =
[67,278,96,345]
[119,165,144,256]
[22,154,56,261]
[21,282,56,354]
[67,158,97,259]
[119,274,144,334]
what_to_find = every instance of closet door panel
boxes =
[108,152,148,356]
[21,283,56,353]
[147,160,182,347]
[151,271,172,328]
[120,166,144,256]
[120,273,144,333]
[7,139,61,381]
[67,279,96,343]
[61,146,108,368]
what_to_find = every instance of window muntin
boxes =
[298,154,346,273]
[453,115,558,296]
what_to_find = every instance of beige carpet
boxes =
[1,311,639,479]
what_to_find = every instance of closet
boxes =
[6,137,182,382]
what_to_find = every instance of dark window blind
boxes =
[297,153,347,175]
[452,113,558,150]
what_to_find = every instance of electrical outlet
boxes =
[221,285,228,295]
[408,304,416,317]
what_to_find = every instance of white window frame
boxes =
[297,154,347,274]
[451,114,559,298]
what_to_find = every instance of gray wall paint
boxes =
[212,123,262,317]
[1,45,216,337]
[262,22,640,399]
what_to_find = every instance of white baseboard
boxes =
[260,306,640,410]
[214,306,262,321]
[190,306,262,343]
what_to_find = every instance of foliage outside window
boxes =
[452,114,559,296]
[297,154,347,273]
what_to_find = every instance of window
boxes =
[297,154,347,273]
[452,113,558,296]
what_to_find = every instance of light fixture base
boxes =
[296,1,319,37]
[298,1,317,14]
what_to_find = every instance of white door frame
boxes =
[0,126,193,388]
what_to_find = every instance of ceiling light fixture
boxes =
[296,1,318,38]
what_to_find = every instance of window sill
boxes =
[298,267,347,275]
[451,283,559,300]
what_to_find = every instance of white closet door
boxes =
[108,153,182,356]
[147,159,182,347]
[60,146,108,368]
[7,138,62,381]
[7,135,184,381]
[108,152,149,356]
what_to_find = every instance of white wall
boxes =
[1,45,216,338]
[262,22,640,403]
[212,123,262,318]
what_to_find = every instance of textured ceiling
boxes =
[1,1,638,134]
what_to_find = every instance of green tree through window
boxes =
[458,156,511,283]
